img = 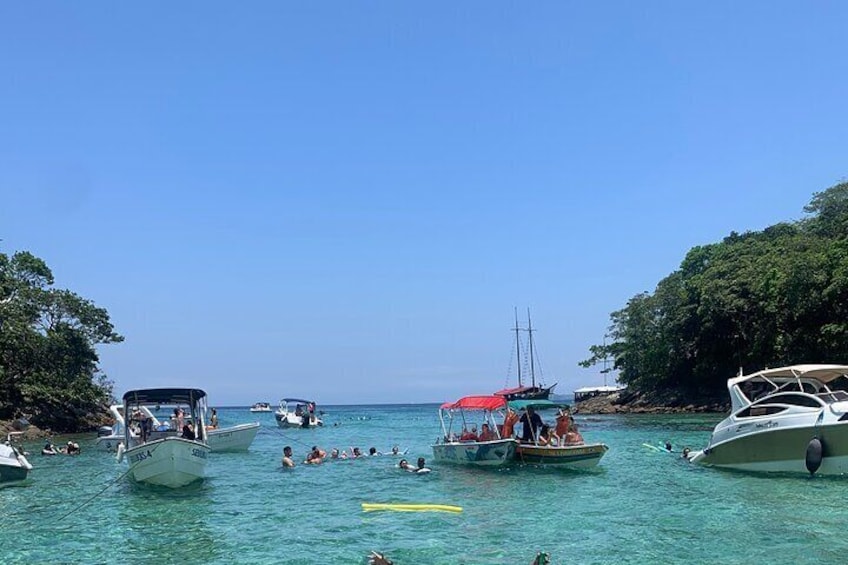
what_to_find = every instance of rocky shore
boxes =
[572,390,728,414]
[0,419,53,440]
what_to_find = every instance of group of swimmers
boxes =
[42,441,80,456]
[282,445,409,468]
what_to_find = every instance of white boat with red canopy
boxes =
[431,395,518,467]
[119,388,211,488]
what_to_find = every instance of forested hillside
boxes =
[582,182,848,401]
[0,251,122,431]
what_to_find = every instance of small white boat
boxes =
[275,398,323,428]
[249,402,272,413]
[690,364,848,475]
[431,395,518,467]
[207,422,261,452]
[0,433,33,484]
[97,404,259,453]
[118,388,211,488]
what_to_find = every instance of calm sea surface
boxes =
[3,404,848,564]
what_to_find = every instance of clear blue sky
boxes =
[1,3,845,405]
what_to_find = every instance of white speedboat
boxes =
[690,364,848,475]
[207,422,261,452]
[0,433,33,484]
[249,402,272,413]
[431,395,518,467]
[98,404,259,453]
[275,398,323,428]
[118,388,211,488]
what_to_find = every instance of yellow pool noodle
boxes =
[361,503,463,513]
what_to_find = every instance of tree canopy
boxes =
[0,250,123,431]
[581,181,848,399]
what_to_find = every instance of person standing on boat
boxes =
[209,408,219,429]
[519,407,543,442]
[502,408,520,439]
[554,409,571,446]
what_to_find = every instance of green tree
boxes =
[0,250,123,431]
[583,181,848,404]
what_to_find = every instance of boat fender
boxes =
[116,442,125,463]
[805,437,823,475]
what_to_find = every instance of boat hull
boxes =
[431,439,517,467]
[125,437,210,488]
[691,422,848,475]
[515,443,608,468]
[207,423,260,452]
[0,462,29,483]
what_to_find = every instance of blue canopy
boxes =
[281,398,315,405]
[508,399,569,412]
[123,388,207,405]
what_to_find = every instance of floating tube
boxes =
[641,443,664,452]
[362,503,462,513]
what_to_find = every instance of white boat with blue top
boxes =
[118,388,211,488]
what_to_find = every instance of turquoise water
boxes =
[3,404,848,564]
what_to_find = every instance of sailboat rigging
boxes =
[494,308,557,401]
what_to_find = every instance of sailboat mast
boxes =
[514,307,522,387]
[527,308,536,388]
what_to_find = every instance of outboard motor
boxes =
[97,426,114,437]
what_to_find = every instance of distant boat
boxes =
[275,398,323,428]
[494,309,556,401]
[573,385,626,402]
[249,402,272,413]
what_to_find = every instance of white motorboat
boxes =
[275,398,323,428]
[98,404,259,453]
[118,388,211,488]
[207,422,261,452]
[249,402,272,413]
[431,395,518,467]
[690,364,848,475]
[0,433,33,484]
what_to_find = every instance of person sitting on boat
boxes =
[282,445,295,468]
[536,424,556,446]
[520,407,543,443]
[564,417,584,445]
[502,408,520,439]
[460,426,479,442]
[181,423,196,441]
[478,423,496,441]
[139,411,152,443]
